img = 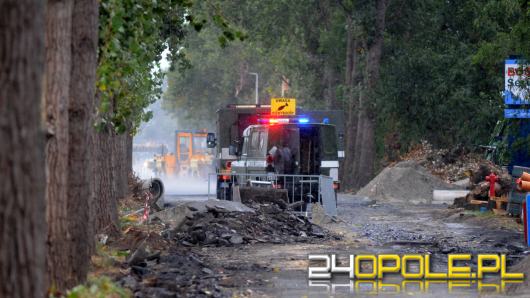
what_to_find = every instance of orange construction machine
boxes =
[151,130,214,178]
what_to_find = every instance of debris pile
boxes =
[129,172,146,200]
[174,202,331,246]
[357,160,456,204]
[400,140,489,183]
[104,225,228,297]
[394,141,518,212]
[121,247,229,298]
[453,163,512,211]
[117,174,147,212]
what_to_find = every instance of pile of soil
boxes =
[357,160,456,204]
[174,202,334,246]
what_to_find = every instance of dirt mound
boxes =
[174,202,334,246]
[357,160,456,204]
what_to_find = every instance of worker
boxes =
[265,153,275,173]
[269,142,293,174]
[281,142,294,174]
[269,145,283,174]
[190,158,199,177]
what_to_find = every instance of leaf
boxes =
[218,36,227,48]
[193,22,204,32]
[223,30,234,41]
[115,123,127,134]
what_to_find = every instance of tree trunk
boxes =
[121,132,130,196]
[351,0,388,189]
[126,132,133,178]
[44,0,73,290]
[352,94,366,189]
[341,14,360,190]
[92,93,119,235]
[94,129,119,234]
[65,0,99,287]
[112,132,129,199]
[324,62,337,109]
[354,108,375,188]
[367,0,388,88]
[0,1,46,297]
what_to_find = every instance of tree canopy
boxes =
[97,0,245,134]
[163,0,529,157]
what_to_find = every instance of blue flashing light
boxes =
[322,117,330,124]
[298,118,309,124]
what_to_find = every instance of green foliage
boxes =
[163,0,344,128]
[377,0,502,149]
[65,276,130,298]
[162,26,278,129]
[97,0,246,135]
[97,0,183,134]
[162,0,529,159]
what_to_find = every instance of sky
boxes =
[160,48,170,71]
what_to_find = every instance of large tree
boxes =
[44,0,74,289]
[0,0,47,297]
[65,0,99,288]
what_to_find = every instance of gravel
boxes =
[357,160,457,204]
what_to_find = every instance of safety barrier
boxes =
[207,173,337,217]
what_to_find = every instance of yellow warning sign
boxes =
[271,98,296,116]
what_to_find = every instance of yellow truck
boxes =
[150,130,213,178]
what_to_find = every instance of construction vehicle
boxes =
[206,103,344,215]
[134,143,169,177]
[146,130,214,178]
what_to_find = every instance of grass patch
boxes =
[90,243,129,277]
[65,276,131,298]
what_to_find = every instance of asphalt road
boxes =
[180,193,527,297]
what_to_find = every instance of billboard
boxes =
[504,59,530,118]
[504,59,530,105]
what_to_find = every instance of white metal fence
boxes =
[207,173,337,216]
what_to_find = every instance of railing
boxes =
[207,173,337,217]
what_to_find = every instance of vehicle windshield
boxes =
[192,135,207,154]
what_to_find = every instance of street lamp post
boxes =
[249,72,259,104]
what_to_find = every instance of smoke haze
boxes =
[133,88,211,195]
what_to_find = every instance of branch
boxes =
[337,0,352,14]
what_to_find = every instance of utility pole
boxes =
[249,72,259,104]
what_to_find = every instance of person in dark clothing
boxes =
[269,145,284,174]
[281,143,294,174]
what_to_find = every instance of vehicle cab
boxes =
[231,120,339,183]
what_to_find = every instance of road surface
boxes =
[170,193,526,297]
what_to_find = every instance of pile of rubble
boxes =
[359,141,514,206]
[400,140,488,183]
[113,199,335,297]
[122,247,229,298]
[173,201,332,246]
[453,163,512,210]
[104,224,229,297]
